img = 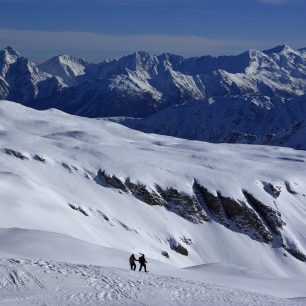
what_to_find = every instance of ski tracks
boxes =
[0,258,305,305]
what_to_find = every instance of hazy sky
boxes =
[0,0,305,62]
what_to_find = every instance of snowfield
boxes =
[0,100,306,305]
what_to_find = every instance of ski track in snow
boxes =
[0,258,304,306]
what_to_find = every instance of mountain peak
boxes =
[263,44,296,55]
[4,46,20,55]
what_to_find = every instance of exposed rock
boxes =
[161,251,170,258]
[193,181,227,225]
[97,169,127,192]
[176,244,188,256]
[61,162,73,172]
[156,185,209,223]
[125,179,165,206]
[33,155,47,163]
[180,237,193,245]
[97,210,110,221]
[68,203,89,216]
[218,194,273,243]
[262,182,281,198]
[285,181,298,195]
[243,190,285,234]
[116,220,138,233]
[226,131,257,144]
[169,238,188,256]
[4,148,29,160]
[283,246,306,262]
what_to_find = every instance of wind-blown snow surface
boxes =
[0,100,306,304]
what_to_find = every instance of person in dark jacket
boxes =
[138,253,147,272]
[129,254,138,271]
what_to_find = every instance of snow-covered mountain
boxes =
[1,45,306,148]
[0,100,306,304]
[0,46,65,107]
[47,45,306,117]
[1,44,306,116]
[38,54,88,86]
[1,100,306,266]
[116,94,306,150]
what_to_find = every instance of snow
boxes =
[2,44,306,119]
[39,55,88,86]
[0,229,306,305]
[116,95,306,149]
[0,100,306,304]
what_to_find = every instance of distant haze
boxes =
[0,0,305,62]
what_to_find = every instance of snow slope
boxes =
[116,94,306,149]
[0,100,306,303]
[0,229,306,305]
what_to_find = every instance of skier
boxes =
[138,253,148,272]
[129,254,138,271]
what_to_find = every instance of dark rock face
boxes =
[176,244,189,256]
[68,203,89,216]
[218,194,273,243]
[285,181,298,195]
[125,179,165,206]
[193,181,227,225]
[97,169,127,192]
[155,185,209,223]
[262,182,281,199]
[94,169,306,262]
[97,169,208,224]
[169,238,189,256]
[4,148,29,160]
[284,246,306,262]
[161,251,170,258]
[33,155,47,163]
[180,237,193,245]
[242,190,285,234]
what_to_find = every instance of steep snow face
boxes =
[39,55,88,85]
[116,95,306,149]
[0,46,21,78]
[0,47,64,104]
[1,45,306,118]
[0,101,306,277]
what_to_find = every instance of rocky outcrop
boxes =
[161,251,170,258]
[68,203,89,216]
[97,169,127,192]
[283,246,306,262]
[169,238,189,256]
[180,237,193,245]
[285,181,298,195]
[125,179,165,206]
[218,194,273,243]
[33,155,47,163]
[262,182,281,199]
[193,181,227,225]
[156,185,209,223]
[97,169,208,224]
[4,148,29,160]
[193,180,287,243]
[95,170,294,252]
[242,190,285,235]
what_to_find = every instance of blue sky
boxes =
[0,0,305,62]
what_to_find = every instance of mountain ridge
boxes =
[1,45,306,148]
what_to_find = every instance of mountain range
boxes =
[1,45,306,148]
